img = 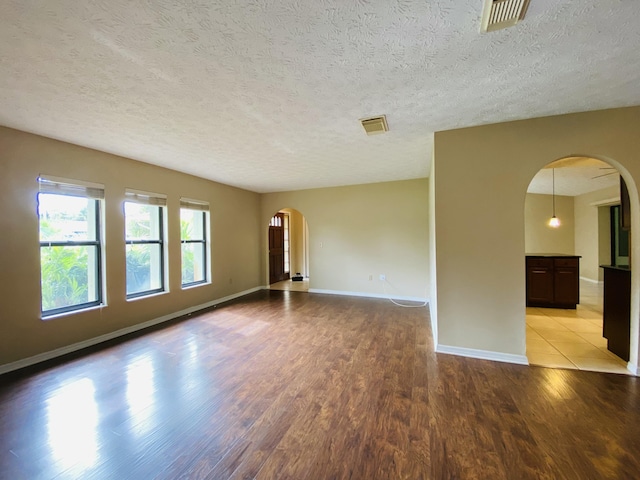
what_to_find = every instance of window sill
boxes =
[181,281,210,291]
[41,304,106,321]
[126,290,169,302]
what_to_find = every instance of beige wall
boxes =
[428,153,438,343]
[262,179,429,300]
[524,193,575,255]
[0,127,262,367]
[574,185,620,281]
[434,106,640,371]
[282,208,306,276]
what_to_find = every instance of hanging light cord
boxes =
[552,168,556,216]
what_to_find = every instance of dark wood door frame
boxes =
[269,213,289,284]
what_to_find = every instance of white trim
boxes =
[429,302,438,347]
[627,362,639,376]
[580,276,602,284]
[308,288,427,303]
[0,286,263,375]
[436,344,529,365]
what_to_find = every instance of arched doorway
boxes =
[524,156,631,374]
[267,208,309,292]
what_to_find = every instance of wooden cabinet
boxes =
[621,177,631,231]
[526,255,580,308]
[526,257,554,305]
[602,266,631,361]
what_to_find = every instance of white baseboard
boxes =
[428,303,438,347]
[436,344,529,365]
[580,276,602,284]
[0,286,264,375]
[627,362,639,376]
[308,288,427,304]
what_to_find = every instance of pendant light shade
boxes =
[548,168,561,228]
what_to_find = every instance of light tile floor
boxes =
[527,280,630,374]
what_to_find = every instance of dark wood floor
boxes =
[1,290,639,479]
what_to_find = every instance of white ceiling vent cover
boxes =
[481,0,530,33]
[360,115,388,135]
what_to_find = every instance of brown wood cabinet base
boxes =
[601,265,631,362]
[526,255,580,309]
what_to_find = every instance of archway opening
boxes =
[267,208,309,292]
[524,156,631,374]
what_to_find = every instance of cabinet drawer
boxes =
[554,258,579,268]
[526,257,553,268]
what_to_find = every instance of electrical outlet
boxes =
[379,274,386,281]
[369,275,373,281]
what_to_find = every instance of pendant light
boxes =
[548,168,561,228]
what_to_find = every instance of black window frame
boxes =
[39,193,103,317]
[610,205,630,267]
[181,207,208,288]
[125,202,166,299]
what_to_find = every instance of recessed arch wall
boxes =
[433,106,640,373]
[260,179,429,299]
[264,207,308,285]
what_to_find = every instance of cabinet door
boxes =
[554,267,579,306]
[526,261,554,305]
[603,268,631,361]
[621,177,631,231]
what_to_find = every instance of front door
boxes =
[269,213,288,284]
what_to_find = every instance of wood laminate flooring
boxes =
[1,290,639,479]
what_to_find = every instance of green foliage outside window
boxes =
[181,218,195,284]
[39,195,99,314]
[40,245,91,311]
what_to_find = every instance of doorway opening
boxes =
[524,156,631,374]
[268,208,309,292]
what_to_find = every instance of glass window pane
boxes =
[126,244,163,295]
[181,242,206,284]
[180,209,204,241]
[125,203,161,241]
[41,245,99,311]
[39,194,97,242]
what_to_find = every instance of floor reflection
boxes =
[126,354,156,437]
[542,368,573,401]
[46,377,99,473]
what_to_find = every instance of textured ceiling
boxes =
[1,1,640,193]
[527,158,620,197]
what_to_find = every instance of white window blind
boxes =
[125,189,167,206]
[38,175,104,199]
[180,197,209,211]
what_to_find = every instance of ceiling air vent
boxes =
[481,0,530,33]
[360,115,388,135]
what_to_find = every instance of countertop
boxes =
[600,264,631,272]
[526,253,582,258]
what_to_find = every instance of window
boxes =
[125,190,166,298]
[180,198,209,287]
[38,176,104,317]
[611,205,630,267]
[269,215,282,227]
